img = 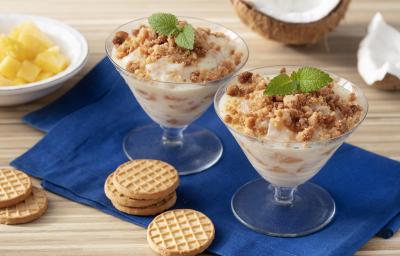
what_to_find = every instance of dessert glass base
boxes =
[123,124,223,175]
[231,178,335,237]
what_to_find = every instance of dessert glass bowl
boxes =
[214,66,368,237]
[106,17,249,175]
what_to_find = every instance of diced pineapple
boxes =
[0,21,67,85]
[0,56,21,78]
[14,22,54,51]
[0,36,33,60]
[35,51,68,73]
[8,28,19,40]
[0,75,16,86]
[13,77,27,85]
[36,71,54,81]
[9,21,41,40]
[18,32,50,58]
[16,60,41,82]
[0,35,7,60]
[46,46,60,53]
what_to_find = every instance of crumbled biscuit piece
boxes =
[224,115,233,123]
[126,61,140,73]
[227,84,240,96]
[245,116,256,129]
[112,31,129,46]
[190,71,201,83]
[238,71,253,84]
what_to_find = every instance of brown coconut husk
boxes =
[231,0,351,45]
[372,73,400,91]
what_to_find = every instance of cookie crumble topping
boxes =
[222,71,363,142]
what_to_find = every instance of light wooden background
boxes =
[0,0,399,255]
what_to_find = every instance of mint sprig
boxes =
[264,67,333,96]
[175,24,195,50]
[148,13,195,50]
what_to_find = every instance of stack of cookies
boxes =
[0,168,48,225]
[104,159,179,216]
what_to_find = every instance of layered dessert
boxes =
[217,68,365,187]
[110,15,245,127]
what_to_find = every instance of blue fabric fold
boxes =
[11,57,400,256]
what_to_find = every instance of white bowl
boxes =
[0,14,88,106]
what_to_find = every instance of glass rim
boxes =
[105,16,249,86]
[214,65,369,147]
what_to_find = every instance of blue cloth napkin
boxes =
[12,58,400,256]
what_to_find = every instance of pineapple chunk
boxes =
[0,75,16,86]
[16,60,41,82]
[13,77,27,85]
[46,46,60,53]
[9,21,41,40]
[13,21,54,50]
[35,51,68,73]
[0,56,21,78]
[36,71,54,81]
[0,35,32,60]
[18,32,50,58]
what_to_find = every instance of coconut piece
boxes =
[231,0,351,45]
[371,74,400,91]
[244,0,341,23]
[357,13,400,91]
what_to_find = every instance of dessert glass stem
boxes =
[161,126,187,145]
[273,185,296,205]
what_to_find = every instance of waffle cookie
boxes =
[0,168,32,208]
[105,172,170,207]
[111,192,177,216]
[104,159,179,216]
[0,187,48,225]
[113,160,179,200]
[147,209,215,256]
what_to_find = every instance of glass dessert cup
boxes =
[214,66,368,237]
[106,17,249,175]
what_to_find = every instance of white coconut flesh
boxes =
[244,0,341,23]
[357,13,400,85]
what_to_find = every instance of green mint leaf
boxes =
[292,67,333,93]
[148,13,196,50]
[148,13,179,36]
[175,24,195,50]
[264,67,333,96]
[264,74,300,96]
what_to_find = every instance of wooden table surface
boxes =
[0,0,399,255]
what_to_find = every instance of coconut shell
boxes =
[231,0,351,45]
[372,73,400,91]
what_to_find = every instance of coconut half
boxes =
[245,0,341,23]
[231,0,351,45]
[357,13,400,91]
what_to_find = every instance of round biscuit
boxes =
[0,168,32,208]
[147,209,215,256]
[113,160,179,200]
[0,187,48,225]
[111,192,176,216]
[104,172,169,207]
